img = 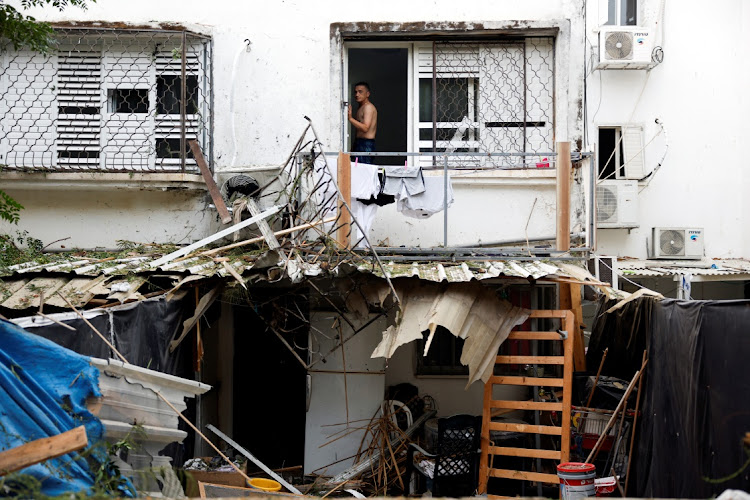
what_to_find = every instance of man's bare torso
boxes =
[356,102,377,139]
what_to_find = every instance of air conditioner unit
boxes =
[588,256,618,289]
[651,227,704,260]
[596,180,639,229]
[598,27,654,69]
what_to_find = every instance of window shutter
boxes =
[57,51,102,169]
[622,124,645,179]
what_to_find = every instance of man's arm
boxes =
[348,104,374,134]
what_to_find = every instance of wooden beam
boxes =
[0,426,87,476]
[189,140,232,224]
[337,152,351,249]
[556,141,571,252]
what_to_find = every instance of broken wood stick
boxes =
[149,205,281,268]
[188,140,232,224]
[202,217,336,256]
[585,358,648,464]
[586,347,609,408]
[0,426,87,476]
[324,409,437,486]
[206,424,302,495]
[169,284,223,353]
[36,312,76,331]
[246,198,281,250]
[624,350,648,496]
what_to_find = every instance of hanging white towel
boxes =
[351,160,380,200]
[397,174,454,219]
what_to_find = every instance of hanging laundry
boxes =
[351,199,378,247]
[397,174,454,219]
[351,158,380,201]
[382,164,425,198]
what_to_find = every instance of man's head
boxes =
[353,82,371,104]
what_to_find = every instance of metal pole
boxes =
[432,41,437,168]
[180,31,187,173]
[443,154,448,247]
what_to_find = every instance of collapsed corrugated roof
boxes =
[0,249,604,311]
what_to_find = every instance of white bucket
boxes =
[557,462,596,500]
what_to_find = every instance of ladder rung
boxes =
[508,331,563,340]
[489,421,562,435]
[495,355,565,365]
[489,376,564,387]
[489,468,560,484]
[488,445,562,460]
[489,400,563,411]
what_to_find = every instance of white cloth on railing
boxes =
[397,174,454,219]
[351,160,380,200]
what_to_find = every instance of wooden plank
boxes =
[188,140,231,224]
[495,355,565,365]
[556,141,571,251]
[488,376,564,387]
[489,400,563,412]
[489,468,560,484]
[488,446,561,460]
[488,421,562,436]
[561,310,574,463]
[528,310,568,319]
[169,284,222,353]
[478,372,493,495]
[0,426,87,476]
[507,331,562,340]
[246,198,281,250]
[337,152,351,249]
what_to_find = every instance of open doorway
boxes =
[347,48,408,165]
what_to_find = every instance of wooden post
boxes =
[556,142,585,370]
[337,152,352,249]
[189,140,232,224]
[556,141,571,252]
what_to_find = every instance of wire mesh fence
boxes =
[0,27,212,172]
[416,38,554,169]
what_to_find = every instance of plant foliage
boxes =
[0,0,93,53]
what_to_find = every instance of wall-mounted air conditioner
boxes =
[588,256,618,289]
[598,27,654,69]
[596,180,639,229]
[651,227,704,260]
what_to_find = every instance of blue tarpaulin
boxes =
[0,318,132,496]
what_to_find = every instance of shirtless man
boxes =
[348,82,378,164]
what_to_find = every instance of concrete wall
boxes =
[9,0,588,249]
[588,0,750,260]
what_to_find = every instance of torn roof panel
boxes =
[617,258,750,278]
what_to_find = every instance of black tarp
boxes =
[588,296,750,497]
[20,295,191,376]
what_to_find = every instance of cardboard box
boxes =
[184,459,247,497]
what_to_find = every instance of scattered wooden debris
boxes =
[0,426,87,476]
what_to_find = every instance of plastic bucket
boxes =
[557,462,596,500]
[248,478,282,492]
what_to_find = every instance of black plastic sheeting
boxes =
[21,296,192,377]
[587,296,750,497]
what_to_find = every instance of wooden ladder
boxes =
[478,309,574,498]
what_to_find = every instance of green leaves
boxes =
[0,190,23,224]
[0,0,95,53]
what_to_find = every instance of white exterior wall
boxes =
[588,0,750,260]
[10,0,588,249]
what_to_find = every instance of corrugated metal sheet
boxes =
[618,259,750,278]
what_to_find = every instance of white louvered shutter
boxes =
[622,124,645,179]
[56,51,101,170]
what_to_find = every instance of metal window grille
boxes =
[0,27,212,173]
[418,38,555,168]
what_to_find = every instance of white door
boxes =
[304,312,387,475]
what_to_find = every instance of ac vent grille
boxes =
[604,31,634,60]
[659,229,685,257]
